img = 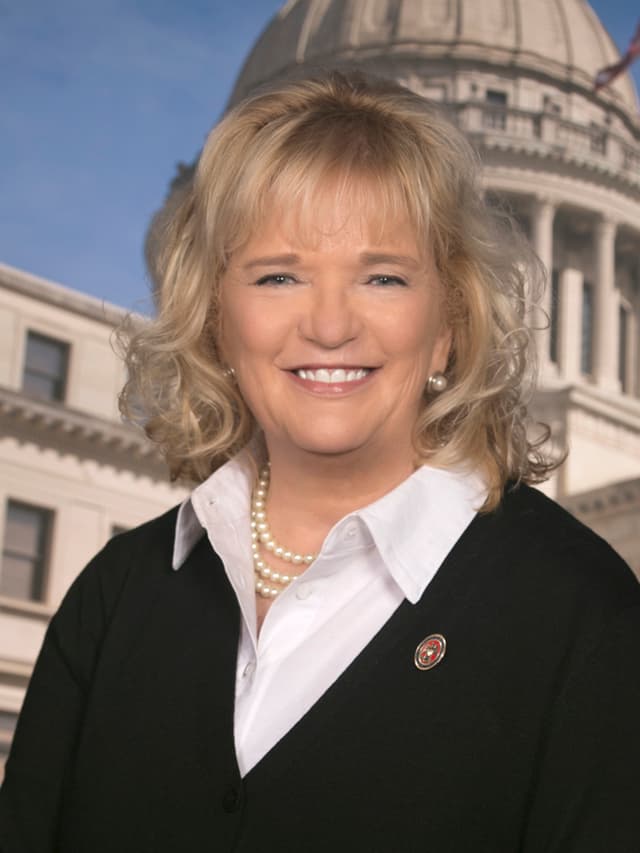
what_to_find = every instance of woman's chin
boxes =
[276,426,382,460]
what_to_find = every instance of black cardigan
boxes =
[1,484,639,852]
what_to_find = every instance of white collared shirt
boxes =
[173,452,486,776]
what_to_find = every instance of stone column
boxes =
[593,217,619,392]
[632,293,640,398]
[530,197,556,375]
[620,302,635,395]
[558,268,583,382]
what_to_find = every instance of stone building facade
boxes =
[0,263,186,772]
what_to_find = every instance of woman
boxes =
[1,71,639,852]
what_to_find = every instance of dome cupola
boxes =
[229,0,638,120]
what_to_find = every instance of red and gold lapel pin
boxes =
[414,633,446,670]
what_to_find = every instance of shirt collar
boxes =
[172,449,254,571]
[172,455,486,605]
[355,465,486,603]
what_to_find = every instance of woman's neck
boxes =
[260,440,416,555]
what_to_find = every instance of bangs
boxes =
[212,110,433,263]
[269,163,424,252]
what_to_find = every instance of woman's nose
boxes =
[299,284,360,349]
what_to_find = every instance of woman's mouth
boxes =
[288,366,377,394]
[294,368,371,384]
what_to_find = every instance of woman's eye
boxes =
[255,273,296,286]
[368,274,408,287]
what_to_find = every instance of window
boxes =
[486,90,507,106]
[542,95,562,115]
[1,500,52,601]
[22,331,69,402]
[590,122,606,155]
[484,90,508,131]
[581,281,594,375]
[549,269,560,364]
[619,304,629,392]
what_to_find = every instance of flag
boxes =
[594,20,640,91]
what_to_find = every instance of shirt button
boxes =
[222,785,242,813]
[295,583,314,600]
[242,661,255,678]
[344,523,358,539]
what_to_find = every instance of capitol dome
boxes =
[229,0,638,119]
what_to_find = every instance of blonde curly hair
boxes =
[120,70,555,510]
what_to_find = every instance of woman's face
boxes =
[219,188,451,465]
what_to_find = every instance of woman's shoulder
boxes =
[88,504,180,580]
[106,504,181,558]
[54,505,182,631]
[498,482,628,558]
[468,481,640,614]
[437,482,640,691]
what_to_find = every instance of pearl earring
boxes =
[427,371,448,394]
[223,366,236,380]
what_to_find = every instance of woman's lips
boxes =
[296,367,370,383]
[287,366,377,395]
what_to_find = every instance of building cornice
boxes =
[536,382,640,432]
[0,262,143,328]
[568,383,640,432]
[562,476,640,521]
[0,385,162,463]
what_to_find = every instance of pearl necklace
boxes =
[251,464,316,598]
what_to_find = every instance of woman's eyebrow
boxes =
[243,254,301,270]
[358,252,421,268]
[241,251,422,270]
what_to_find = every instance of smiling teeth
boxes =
[296,368,370,383]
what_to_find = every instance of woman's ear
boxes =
[433,325,453,375]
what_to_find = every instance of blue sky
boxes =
[1,0,639,314]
